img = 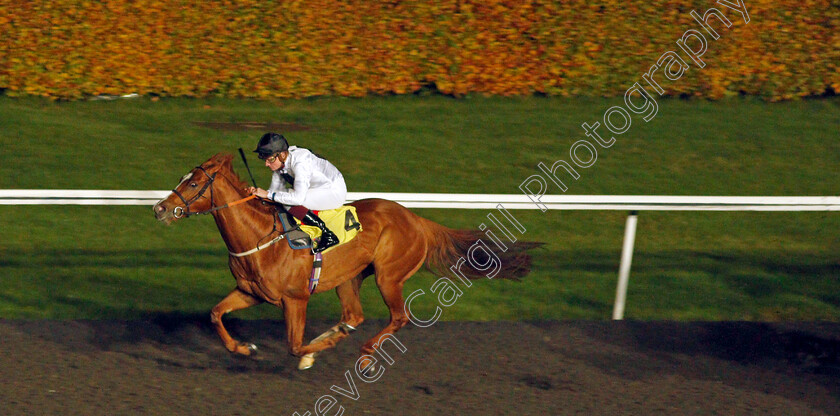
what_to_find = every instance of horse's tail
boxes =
[421,219,542,281]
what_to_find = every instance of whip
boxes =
[238,148,258,188]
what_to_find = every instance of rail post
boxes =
[612,210,639,320]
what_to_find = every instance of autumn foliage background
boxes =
[1,0,838,101]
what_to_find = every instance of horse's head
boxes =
[153,153,235,224]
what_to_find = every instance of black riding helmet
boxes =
[254,132,289,159]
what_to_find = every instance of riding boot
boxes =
[302,211,339,253]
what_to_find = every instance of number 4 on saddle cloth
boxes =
[277,206,362,254]
[276,206,362,294]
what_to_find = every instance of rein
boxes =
[187,193,257,217]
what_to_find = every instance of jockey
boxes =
[248,132,346,253]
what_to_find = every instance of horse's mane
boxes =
[208,152,276,215]
[209,153,248,188]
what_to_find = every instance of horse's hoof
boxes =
[232,343,257,356]
[338,322,357,334]
[298,353,316,370]
[360,361,377,377]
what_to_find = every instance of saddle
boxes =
[276,206,363,254]
[276,209,314,250]
[274,205,362,294]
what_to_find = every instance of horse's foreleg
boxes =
[211,288,262,356]
[281,296,310,358]
[337,272,366,331]
[283,296,349,370]
[298,273,367,370]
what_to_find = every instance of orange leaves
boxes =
[0,0,836,100]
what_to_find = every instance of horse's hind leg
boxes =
[298,270,369,370]
[211,288,263,356]
[360,256,425,359]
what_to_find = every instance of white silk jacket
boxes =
[267,146,347,210]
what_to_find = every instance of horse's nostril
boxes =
[155,204,166,213]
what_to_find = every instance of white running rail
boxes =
[2,190,839,211]
[3,190,838,320]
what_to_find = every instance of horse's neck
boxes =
[211,177,276,253]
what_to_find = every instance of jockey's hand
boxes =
[247,187,269,199]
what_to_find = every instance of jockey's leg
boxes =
[288,205,339,253]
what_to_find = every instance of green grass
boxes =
[0,95,838,321]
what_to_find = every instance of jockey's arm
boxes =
[269,168,310,206]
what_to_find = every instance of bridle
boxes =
[167,164,289,257]
[171,165,258,218]
[171,166,219,218]
[166,162,323,291]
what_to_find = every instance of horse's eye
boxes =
[190,182,198,187]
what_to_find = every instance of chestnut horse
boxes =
[153,153,539,369]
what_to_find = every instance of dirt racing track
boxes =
[2,317,839,415]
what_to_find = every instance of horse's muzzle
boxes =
[153,202,176,224]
